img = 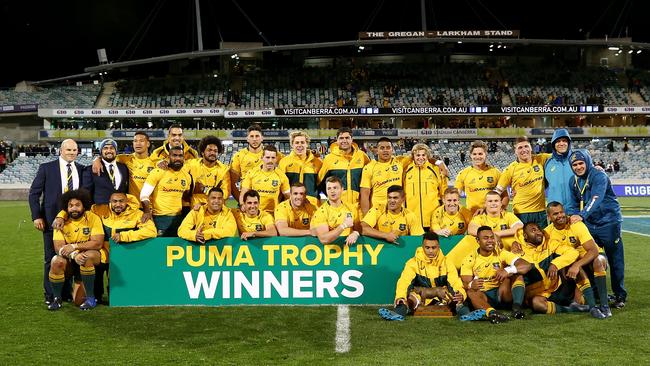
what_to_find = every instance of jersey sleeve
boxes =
[177,210,198,241]
[361,207,379,228]
[230,152,242,175]
[360,162,374,189]
[310,206,328,229]
[459,254,475,277]
[240,170,253,189]
[89,213,104,236]
[454,168,467,192]
[499,250,520,266]
[260,211,275,228]
[274,203,289,222]
[573,222,594,245]
[120,216,157,242]
[497,163,514,189]
[506,212,523,227]
[279,171,290,193]
[144,168,164,187]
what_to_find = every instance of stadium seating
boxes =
[108,76,229,108]
[0,84,101,108]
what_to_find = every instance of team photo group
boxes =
[28,123,626,323]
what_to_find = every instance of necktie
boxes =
[108,164,116,188]
[66,163,74,192]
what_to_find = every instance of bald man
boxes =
[29,139,86,305]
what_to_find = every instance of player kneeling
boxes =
[379,232,470,321]
[48,189,104,311]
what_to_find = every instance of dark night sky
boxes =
[1,0,647,86]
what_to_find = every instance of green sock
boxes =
[80,266,96,298]
[456,304,470,316]
[595,275,608,306]
[582,286,597,308]
[555,304,572,313]
[49,274,65,298]
[395,304,408,317]
[512,285,525,308]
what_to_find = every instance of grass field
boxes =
[1,198,650,365]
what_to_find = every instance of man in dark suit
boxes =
[29,139,85,305]
[82,138,129,303]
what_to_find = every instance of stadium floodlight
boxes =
[608,46,619,51]
[637,50,643,54]
[457,41,462,44]
[231,54,238,59]
[489,44,494,48]
[497,44,502,48]
[629,50,634,54]
[358,45,365,50]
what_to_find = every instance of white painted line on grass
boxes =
[335,305,351,353]
[622,229,650,238]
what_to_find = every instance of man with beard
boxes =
[566,149,626,309]
[430,188,471,237]
[91,132,155,200]
[187,135,231,207]
[496,136,551,229]
[179,187,237,243]
[150,124,199,164]
[518,222,602,317]
[234,190,277,240]
[311,176,361,246]
[83,139,129,205]
[318,127,370,208]
[379,232,470,321]
[240,145,290,214]
[230,123,284,201]
[274,182,317,237]
[140,146,193,236]
[460,226,532,323]
[278,131,322,206]
[545,201,610,318]
[361,185,424,243]
[48,189,104,311]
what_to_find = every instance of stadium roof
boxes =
[2,0,649,86]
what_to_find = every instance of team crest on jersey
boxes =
[302,218,310,225]
[83,228,90,235]
[147,167,154,173]
[272,180,278,187]
[487,177,494,183]
[399,223,407,231]
[180,179,186,187]
[346,212,352,218]
[500,224,507,230]
[470,178,476,184]
[533,165,540,172]
[392,165,398,171]
[458,222,465,229]
[569,236,577,244]
[492,262,501,269]
[255,224,263,231]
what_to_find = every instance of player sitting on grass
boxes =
[517,222,604,318]
[48,189,104,311]
[460,226,532,323]
[379,232,470,321]
[545,201,611,318]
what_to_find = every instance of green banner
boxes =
[110,235,463,306]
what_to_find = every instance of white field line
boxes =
[335,305,351,353]
[622,230,650,238]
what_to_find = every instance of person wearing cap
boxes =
[82,139,129,206]
[544,128,574,207]
[566,149,627,310]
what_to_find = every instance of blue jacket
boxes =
[566,149,622,228]
[544,128,573,206]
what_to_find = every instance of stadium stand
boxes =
[108,76,229,108]
[0,84,101,108]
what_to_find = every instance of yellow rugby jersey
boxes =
[231,148,285,181]
[150,141,199,164]
[234,210,275,234]
[497,154,550,214]
[520,238,579,297]
[360,157,405,211]
[186,158,231,206]
[53,211,104,244]
[403,161,447,228]
[430,206,472,235]
[310,201,359,236]
[319,142,370,207]
[278,151,322,206]
[454,165,501,213]
[178,205,237,241]
[470,211,522,250]
[145,168,192,216]
[117,154,157,200]
[274,199,317,230]
[395,247,466,304]
[460,249,520,291]
[241,167,290,213]
[544,221,595,258]
[362,207,424,236]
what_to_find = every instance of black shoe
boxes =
[44,294,54,305]
[611,298,626,309]
[47,297,62,311]
[511,309,526,320]
[488,311,510,324]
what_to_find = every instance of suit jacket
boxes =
[29,159,85,229]
[82,162,129,205]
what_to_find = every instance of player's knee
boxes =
[531,297,547,313]
[50,256,67,272]
[86,250,101,265]
[594,255,608,272]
